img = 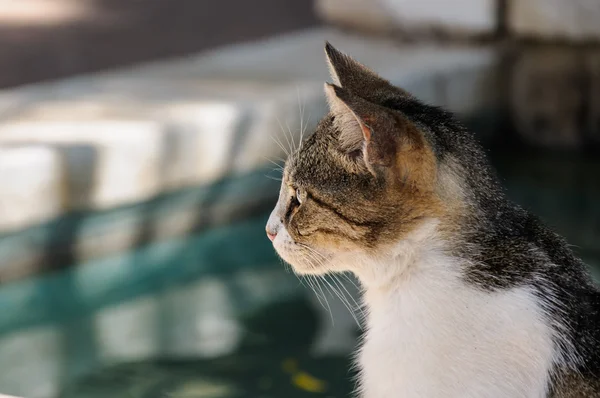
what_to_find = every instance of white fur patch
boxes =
[356,247,558,398]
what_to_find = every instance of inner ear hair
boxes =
[324,82,431,183]
[324,83,370,153]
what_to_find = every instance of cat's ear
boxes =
[325,83,414,175]
[324,42,407,100]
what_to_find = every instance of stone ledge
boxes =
[0,121,164,210]
[0,147,64,232]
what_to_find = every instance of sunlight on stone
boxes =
[0,0,94,26]
[0,147,63,232]
[0,121,163,209]
[162,102,242,187]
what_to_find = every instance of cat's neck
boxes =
[361,245,458,315]
[352,219,447,293]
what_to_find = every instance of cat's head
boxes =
[266,43,495,278]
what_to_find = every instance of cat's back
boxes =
[550,286,600,397]
[484,208,600,397]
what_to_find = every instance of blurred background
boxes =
[0,0,598,397]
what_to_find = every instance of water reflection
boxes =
[60,285,357,398]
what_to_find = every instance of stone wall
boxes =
[316,0,600,151]
[508,46,600,150]
[316,0,600,42]
[508,0,600,42]
[316,0,498,38]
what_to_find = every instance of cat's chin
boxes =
[288,262,331,276]
[273,246,336,276]
[275,250,330,276]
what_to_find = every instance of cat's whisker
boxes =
[276,115,296,156]
[261,155,284,168]
[276,113,298,155]
[340,272,362,292]
[280,258,292,274]
[270,130,289,154]
[328,274,361,325]
[298,244,331,265]
[340,272,368,312]
[302,268,334,325]
[263,158,284,172]
[333,273,366,325]
[282,119,296,153]
[269,135,290,157]
[300,250,336,325]
[268,154,287,163]
[311,275,335,326]
[332,273,360,309]
[310,280,335,322]
[307,280,327,313]
[300,110,312,151]
[300,267,319,296]
[297,86,305,150]
[322,274,361,327]
[298,246,354,320]
[266,166,284,174]
[297,243,364,326]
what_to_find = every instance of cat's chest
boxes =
[357,276,557,398]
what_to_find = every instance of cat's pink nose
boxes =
[266,229,277,242]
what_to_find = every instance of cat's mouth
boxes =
[270,228,333,276]
[291,244,334,276]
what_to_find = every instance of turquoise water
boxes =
[60,295,356,398]
[0,150,598,398]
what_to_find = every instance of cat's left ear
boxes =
[324,42,409,101]
[325,83,418,176]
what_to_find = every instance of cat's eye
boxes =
[295,188,303,204]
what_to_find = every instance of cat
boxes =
[266,42,600,397]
